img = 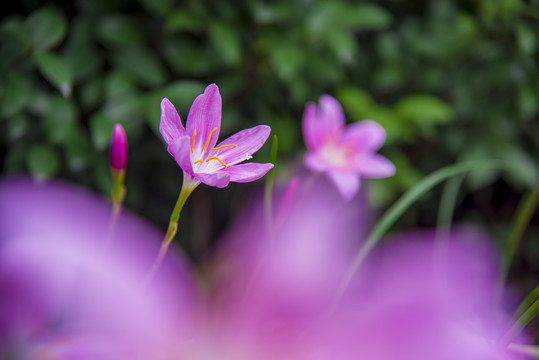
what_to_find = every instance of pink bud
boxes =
[110,124,127,171]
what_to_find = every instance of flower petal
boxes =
[304,152,329,173]
[186,84,222,155]
[327,171,360,201]
[212,125,271,166]
[196,171,230,188]
[167,136,194,176]
[318,95,345,139]
[302,102,321,151]
[341,120,386,152]
[227,163,274,183]
[358,155,396,178]
[160,98,185,145]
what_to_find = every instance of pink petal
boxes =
[185,84,222,154]
[327,171,360,201]
[196,171,230,188]
[318,95,345,139]
[340,120,386,152]
[160,98,185,145]
[358,155,396,178]
[304,152,329,173]
[167,136,194,176]
[227,163,274,183]
[212,125,271,165]
[302,102,321,151]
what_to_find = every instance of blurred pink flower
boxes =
[160,84,274,188]
[0,178,195,359]
[302,95,395,200]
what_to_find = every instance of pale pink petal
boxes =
[327,171,360,201]
[186,84,222,154]
[160,98,185,145]
[340,120,386,152]
[196,171,230,188]
[167,136,194,176]
[304,152,329,173]
[227,163,274,183]
[358,155,396,178]
[319,95,345,139]
[212,125,271,166]
[302,102,322,151]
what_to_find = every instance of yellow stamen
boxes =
[206,155,227,169]
[204,128,217,153]
[212,144,238,151]
[193,159,203,164]
[191,129,196,153]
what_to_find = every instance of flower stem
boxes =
[144,176,197,283]
[103,170,127,250]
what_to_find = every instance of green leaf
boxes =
[164,11,203,34]
[0,72,33,118]
[394,94,453,126]
[517,23,536,55]
[113,49,166,87]
[26,144,60,180]
[97,15,143,48]
[339,3,392,30]
[270,42,305,80]
[139,0,175,17]
[6,114,29,142]
[43,95,76,144]
[89,112,115,150]
[0,17,32,70]
[34,51,73,97]
[208,22,242,66]
[26,7,66,51]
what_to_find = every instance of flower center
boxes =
[191,128,238,170]
[320,142,352,169]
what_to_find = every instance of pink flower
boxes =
[160,84,274,188]
[302,95,395,200]
[109,124,127,172]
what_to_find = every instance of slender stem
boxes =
[332,160,511,306]
[514,285,539,320]
[503,182,539,279]
[144,176,198,283]
[103,171,126,250]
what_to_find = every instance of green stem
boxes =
[514,285,539,320]
[503,182,539,279]
[144,177,197,283]
[333,160,512,306]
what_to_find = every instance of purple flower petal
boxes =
[327,171,360,201]
[302,102,322,151]
[212,125,271,166]
[304,152,329,173]
[227,163,274,183]
[168,136,194,177]
[319,95,345,139]
[196,171,230,188]
[160,98,185,145]
[358,155,396,178]
[340,120,386,152]
[186,84,222,155]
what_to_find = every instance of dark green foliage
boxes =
[0,0,537,249]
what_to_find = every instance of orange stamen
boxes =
[212,144,238,151]
[206,155,227,169]
[193,159,203,164]
[191,129,196,153]
[204,128,217,153]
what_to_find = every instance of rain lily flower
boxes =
[0,178,195,359]
[302,94,395,201]
[160,83,274,189]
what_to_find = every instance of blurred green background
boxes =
[0,0,538,278]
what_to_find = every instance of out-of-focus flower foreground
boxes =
[0,174,532,359]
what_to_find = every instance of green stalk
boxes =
[145,177,198,283]
[333,160,511,305]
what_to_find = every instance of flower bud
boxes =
[110,124,127,172]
